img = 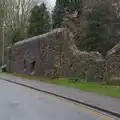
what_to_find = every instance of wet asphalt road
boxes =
[0,79,112,120]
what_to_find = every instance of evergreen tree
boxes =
[52,0,82,28]
[27,3,51,37]
[12,28,26,44]
[81,0,120,56]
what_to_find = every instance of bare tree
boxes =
[0,0,39,46]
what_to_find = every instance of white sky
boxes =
[44,0,56,11]
[46,0,56,7]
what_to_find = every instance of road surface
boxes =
[0,79,113,120]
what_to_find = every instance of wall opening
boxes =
[23,59,28,72]
[30,60,36,75]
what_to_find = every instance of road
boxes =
[0,79,113,120]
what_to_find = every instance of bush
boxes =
[68,76,86,83]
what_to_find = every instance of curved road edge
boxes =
[0,76,119,118]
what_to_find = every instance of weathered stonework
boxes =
[5,1,120,83]
[5,28,105,81]
[106,42,120,84]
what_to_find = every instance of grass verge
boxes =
[14,73,120,98]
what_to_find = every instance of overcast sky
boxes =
[46,0,56,7]
[44,0,56,11]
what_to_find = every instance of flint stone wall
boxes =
[6,28,105,81]
[106,42,120,84]
[6,28,65,77]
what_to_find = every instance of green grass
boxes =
[15,73,120,98]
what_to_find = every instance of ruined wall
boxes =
[106,42,120,84]
[6,28,105,81]
[6,28,66,77]
[53,30,105,81]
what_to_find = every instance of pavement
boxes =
[0,77,113,120]
[0,73,120,119]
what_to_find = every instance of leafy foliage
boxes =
[68,77,85,83]
[27,3,51,37]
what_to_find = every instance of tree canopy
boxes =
[52,0,82,28]
[27,3,51,37]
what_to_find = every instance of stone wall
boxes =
[53,30,105,81]
[6,28,105,81]
[6,29,65,77]
[106,42,120,84]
